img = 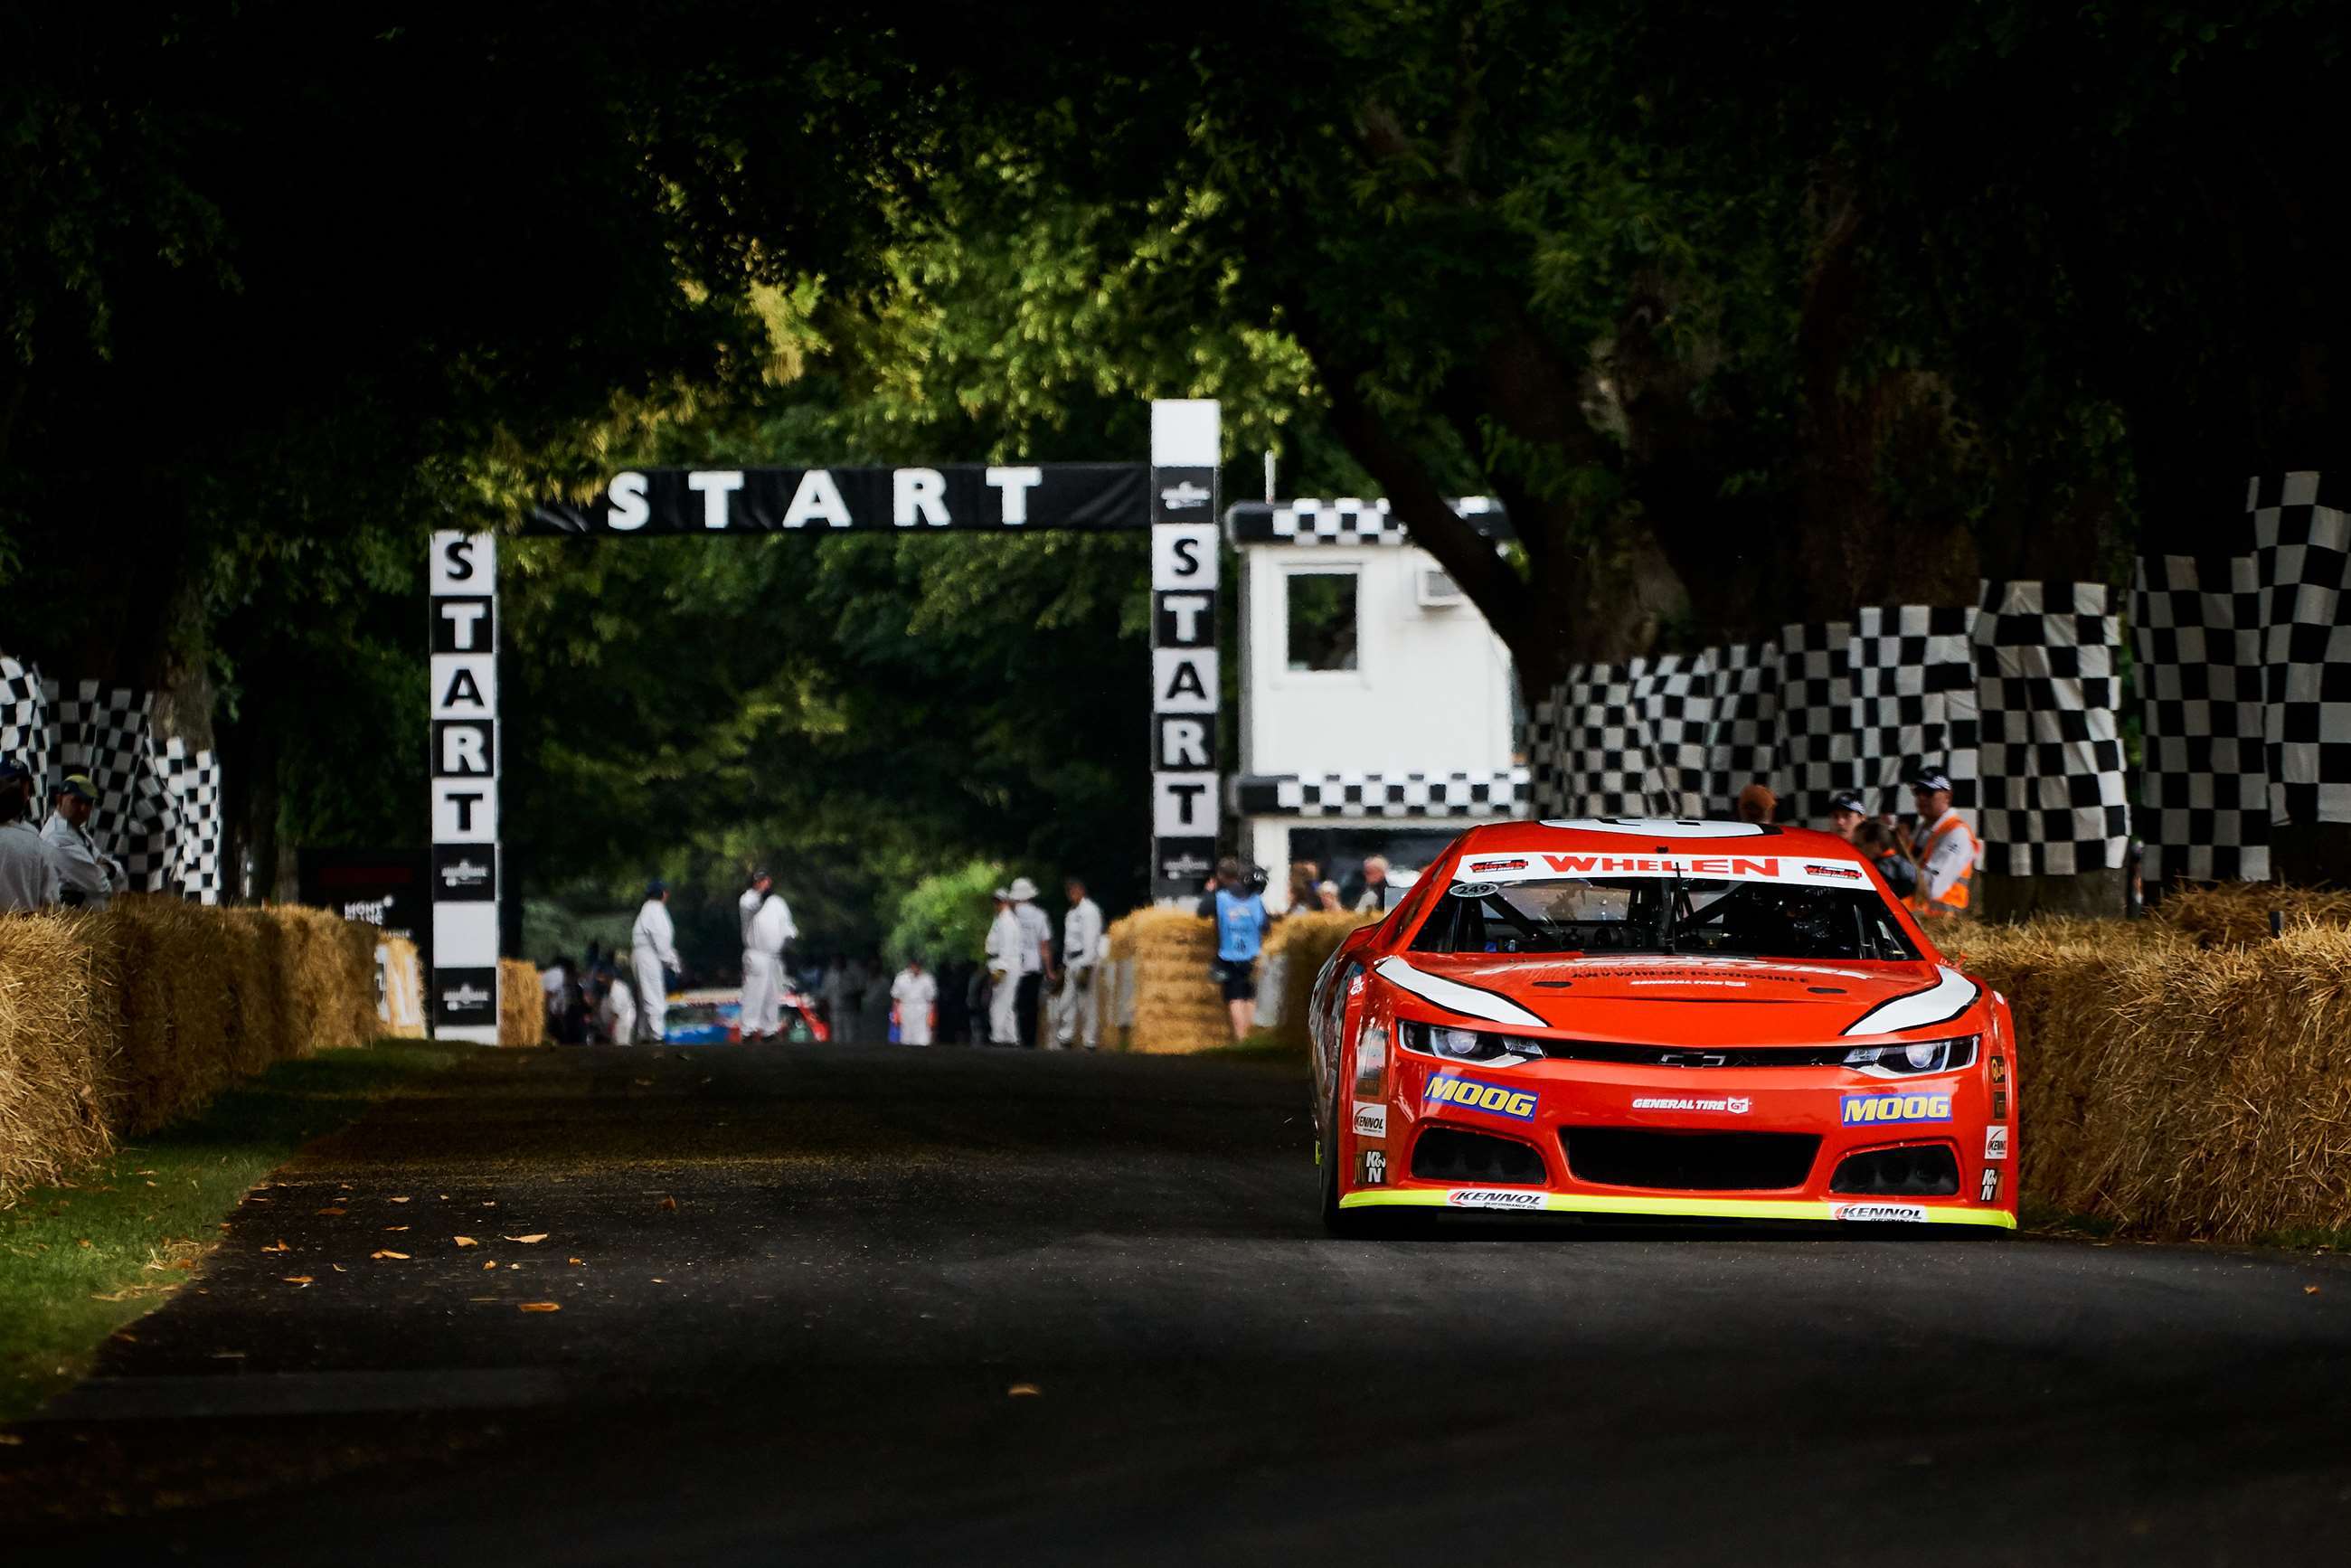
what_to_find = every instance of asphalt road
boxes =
[8,1043,2351,1565]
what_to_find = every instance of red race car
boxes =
[1309,817,2017,1234]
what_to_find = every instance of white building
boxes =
[1227,497,1529,911]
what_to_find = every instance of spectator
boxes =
[742,872,797,1044]
[1288,860,1320,913]
[0,758,61,914]
[540,955,571,1026]
[1906,769,1980,921]
[891,956,938,1046]
[1316,880,1344,913]
[1355,855,1402,914]
[1852,820,1919,900]
[598,965,637,1044]
[1054,875,1104,1050]
[1736,782,1777,825]
[42,774,123,909]
[1199,855,1279,1042]
[1827,789,1867,843]
[983,888,1023,1046]
[1009,876,1053,1046]
[629,880,680,1044]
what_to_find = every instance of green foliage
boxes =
[884,860,1006,968]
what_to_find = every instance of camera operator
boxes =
[1199,856,1280,1042]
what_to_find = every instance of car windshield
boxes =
[1411,873,1918,962]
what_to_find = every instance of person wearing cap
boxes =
[42,773,125,910]
[741,871,797,1044]
[629,879,681,1044]
[1906,770,1980,921]
[1008,876,1053,1048]
[1827,789,1868,844]
[0,758,62,914]
[1735,782,1777,826]
[982,887,1024,1046]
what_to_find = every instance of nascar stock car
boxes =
[1308,817,2017,1234]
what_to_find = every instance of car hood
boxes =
[1373,952,1981,1045]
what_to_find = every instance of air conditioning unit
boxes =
[1416,566,1465,608]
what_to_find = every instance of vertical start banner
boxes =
[429,531,501,1043]
[1149,401,1221,902]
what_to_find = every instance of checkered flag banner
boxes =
[1536,590,2125,876]
[2131,471,2349,882]
[2,653,225,902]
[0,656,53,798]
[1850,606,1978,824]
[157,738,225,903]
[1974,582,2129,875]
[1773,621,1857,827]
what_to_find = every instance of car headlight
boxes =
[1842,1035,1978,1076]
[1354,1022,1389,1097]
[1400,1021,1544,1063]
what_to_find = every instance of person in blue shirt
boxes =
[1197,855,1279,1041]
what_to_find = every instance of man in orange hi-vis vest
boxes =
[1905,769,1980,920]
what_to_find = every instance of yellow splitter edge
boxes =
[1340,1188,2018,1228]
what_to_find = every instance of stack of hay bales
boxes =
[1260,911,1377,1051]
[0,912,113,1197]
[1952,904,2351,1242]
[1102,907,1228,1053]
[499,958,545,1046]
[0,896,401,1202]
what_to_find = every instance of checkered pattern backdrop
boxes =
[1231,496,1509,547]
[2251,473,2351,827]
[1774,620,1857,827]
[1849,606,1978,820]
[1533,585,2124,877]
[2131,471,2351,882]
[0,654,224,902]
[1705,639,1780,808]
[1232,769,1530,818]
[158,738,225,903]
[1974,582,2129,875]
[2132,553,2271,880]
[0,657,53,801]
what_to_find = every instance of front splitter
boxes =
[1339,1188,2017,1228]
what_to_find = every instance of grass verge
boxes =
[0,1042,465,1424]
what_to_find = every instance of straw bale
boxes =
[0,912,114,1204]
[2154,882,2351,948]
[268,903,381,1051]
[499,959,545,1046]
[1260,912,1376,1051]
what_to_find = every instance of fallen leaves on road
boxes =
[518,1301,561,1313]
[370,1250,410,1261]
[1007,1384,1042,1398]
[331,1265,346,1273]
[389,1196,411,1204]
[502,1233,548,1244]
[383,1225,409,1233]
[482,1260,497,1270]
[567,1258,583,1267]
[283,1276,313,1286]
[261,1241,290,1253]
[316,1207,346,1216]
[2307,1285,2322,1296]
[454,1236,478,1247]
[658,1197,677,1212]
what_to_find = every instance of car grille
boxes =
[1531,1041,1857,1068]
[1412,1127,1549,1185]
[1562,1128,1821,1191]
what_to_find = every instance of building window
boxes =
[1285,570,1358,672]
